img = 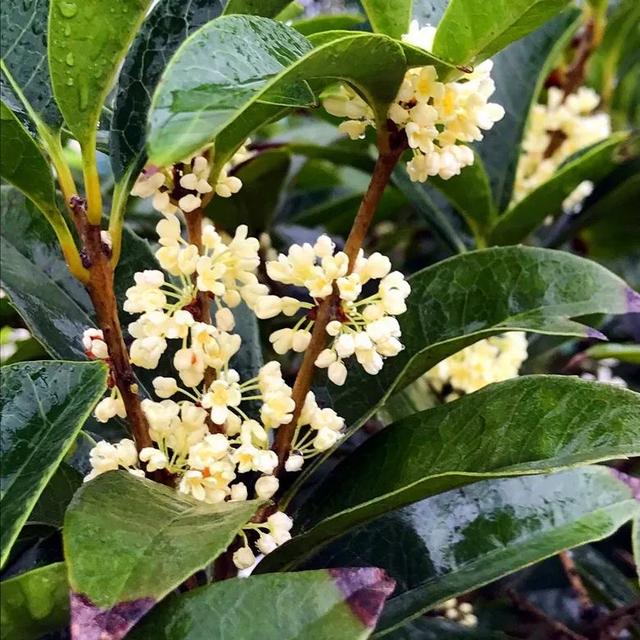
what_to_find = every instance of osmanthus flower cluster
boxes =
[254,235,410,385]
[514,86,611,212]
[425,332,528,401]
[322,21,505,183]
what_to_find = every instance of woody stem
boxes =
[71,199,152,450]
[272,130,405,469]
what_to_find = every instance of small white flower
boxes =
[285,453,304,472]
[232,546,256,570]
[255,475,279,499]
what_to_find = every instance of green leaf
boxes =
[633,514,640,582]
[110,0,226,180]
[585,343,640,365]
[293,14,364,36]
[129,568,396,640]
[319,247,640,435]
[0,102,57,217]
[48,0,153,148]
[391,166,467,254]
[204,149,291,233]
[432,0,572,65]
[0,187,157,362]
[147,15,314,165]
[27,463,82,529]
[303,467,639,634]
[64,471,261,638]
[0,0,62,128]
[266,376,640,571]
[490,133,629,245]
[361,0,411,39]
[0,563,69,640]
[0,360,107,567]
[223,0,292,16]
[229,302,264,382]
[427,154,496,243]
[476,10,580,211]
[382,618,508,639]
[147,16,452,166]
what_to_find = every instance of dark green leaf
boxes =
[65,471,261,637]
[477,10,580,211]
[204,149,291,233]
[266,377,640,571]
[0,563,69,640]
[585,343,640,364]
[130,568,396,640]
[229,302,264,382]
[319,247,640,435]
[0,187,157,362]
[110,0,226,180]
[147,16,452,166]
[432,0,572,65]
[0,102,57,216]
[223,0,292,16]
[304,467,638,633]
[147,15,314,165]
[490,134,629,245]
[392,166,467,254]
[48,0,153,148]
[27,464,82,529]
[0,360,107,567]
[293,14,364,36]
[361,0,411,39]
[0,0,62,127]
[382,617,509,639]
[428,154,496,243]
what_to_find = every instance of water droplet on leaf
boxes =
[58,1,78,18]
[65,52,75,66]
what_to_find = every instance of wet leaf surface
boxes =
[0,360,107,566]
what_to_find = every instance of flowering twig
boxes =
[70,196,152,450]
[272,129,406,468]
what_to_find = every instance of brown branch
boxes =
[70,197,152,450]
[559,550,593,612]
[272,129,405,469]
[506,589,587,640]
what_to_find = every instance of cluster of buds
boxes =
[515,86,611,212]
[323,21,505,182]
[131,143,252,216]
[255,235,410,385]
[435,598,478,628]
[425,332,528,401]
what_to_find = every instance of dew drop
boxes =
[58,1,78,18]
[64,24,71,36]
[65,52,75,66]
[66,77,74,86]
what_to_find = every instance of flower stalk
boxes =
[272,129,405,468]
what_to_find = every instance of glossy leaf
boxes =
[0,562,69,640]
[0,0,62,127]
[0,102,57,216]
[266,377,640,570]
[64,471,261,639]
[130,568,396,640]
[477,10,580,211]
[361,0,411,39]
[490,133,628,245]
[223,0,292,16]
[147,15,314,165]
[303,467,639,634]
[0,187,157,362]
[147,16,452,166]
[110,0,226,179]
[432,0,572,65]
[293,14,364,36]
[48,0,153,148]
[0,361,107,567]
[320,247,640,433]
